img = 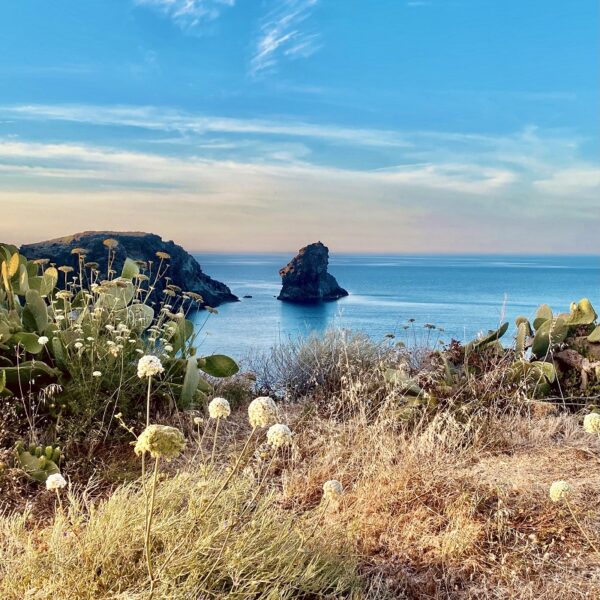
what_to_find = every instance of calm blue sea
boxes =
[191,254,600,360]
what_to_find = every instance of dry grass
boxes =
[0,465,362,599]
[281,405,600,599]
[3,330,600,599]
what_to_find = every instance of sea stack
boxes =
[20,231,238,308]
[277,242,348,303]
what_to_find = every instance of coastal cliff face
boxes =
[277,242,348,303]
[20,231,238,307]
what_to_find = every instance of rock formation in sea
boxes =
[20,231,238,307]
[277,241,348,303]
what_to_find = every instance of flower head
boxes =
[92,370,102,377]
[266,424,293,449]
[137,355,164,379]
[37,336,49,345]
[549,480,572,503]
[193,416,204,426]
[583,412,600,434]
[323,480,344,502]
[134,424,186,460]
[248,396,277,428]
[46,473,67,491]
[208,397,231,419]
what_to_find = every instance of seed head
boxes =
[134,424,186,460]
[208,397,231,419]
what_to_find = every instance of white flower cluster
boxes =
[134,424,186,460]
[583,412,600,434]
[208,397,231,419]
[137,355,165,379]
[323,479,344,501]
[266,424,293,449]
[46,473,67,491]
[247,396,277,428]
[549,480,572,503]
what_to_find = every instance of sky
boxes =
[0,0,598,253]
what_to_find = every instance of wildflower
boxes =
[92,371,102,377]
[137,355,164,378]
[583,413,600,434]
[164,345,173,353]
[55,315,65,321]
[74,342,83,350]
[193,416,204,426]
[103,238,119,250]
[46,473,67,491]
[208,397,231,419]
[323,480,344,502]
[134,424,186,460]
[109,346,120,357]
[156,251,171,260]
[248,396,277,428]
[86,336,94,341]
[58,266,74,274]
[105,324,115,332]
[266,424,293,449]
[38,336,49,345]
[549,480,572,503]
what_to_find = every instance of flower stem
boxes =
[210,417,220,466]
[199,427,256,518]
[566,500,600,555]
[145,456,160,599]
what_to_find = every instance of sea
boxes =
[190,254,600,361]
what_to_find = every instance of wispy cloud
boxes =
[0,104,411,149]
[134,0,235,30]
[250,0,320,77]
[1,138,595,253]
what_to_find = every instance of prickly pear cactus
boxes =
[15,441,62,483]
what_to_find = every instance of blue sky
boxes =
[0,0,598,252]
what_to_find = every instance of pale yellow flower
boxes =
[134,424,186,460]
[323,479,344,502]
[137,355,164,378]
[266,424,293,449]
[208,397,231,419]
[248,396,277,428]
[583,413,600,434]
[549,480,572,503]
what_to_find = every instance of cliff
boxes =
[277,242,348,303]
[20,231,238,307]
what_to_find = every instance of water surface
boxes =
[191,254,600,360]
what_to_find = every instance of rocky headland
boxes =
[20,231,238,307]
[277,241,348,303]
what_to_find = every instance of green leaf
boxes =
[181,357,200,407]
[533,304,553,330]
[588,325,600,343]
[13,332,43,354]
[121,257,140,280]
[23,290,49,333]
[198,354,239,378]
[566,298,597,326]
